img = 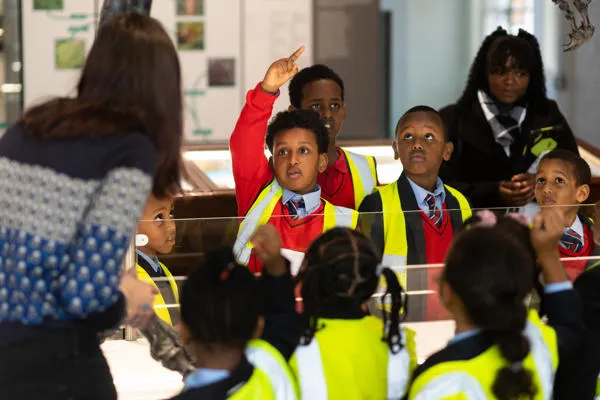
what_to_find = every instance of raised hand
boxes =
[531,207,569,284]
[250,224,287,276]
[531,207,565,256]
[260,46,305,94]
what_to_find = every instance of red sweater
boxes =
[559,223,595,282]
[230,83,371,213]
[318,148,357,209]
[421,207,454,321]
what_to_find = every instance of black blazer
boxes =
[439,100,579,208]
[358,173,469,321]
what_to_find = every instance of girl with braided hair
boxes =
[439,27,579,210]
[408,209,583,399]
[289,227,417,400]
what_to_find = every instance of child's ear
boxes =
[443,141,454,161]
[575,184,591,203]
[268,156,274,171]
[253,316,265,339]
[392,140,400,160]
[318,153,328,173]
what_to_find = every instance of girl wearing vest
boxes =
[231,46,357,274]
[290,228,417,399]
[408,209,583,400]
[359,105,471,322]
[136,194,180,327]
[534,149,599,281]
[287,64,379,210]
[170,224,300,400]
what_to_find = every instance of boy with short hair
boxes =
[288,64,378,209]
[359,105,471,322]
[534,149,598,281]
[231,47,357,274]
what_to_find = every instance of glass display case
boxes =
[182,141,600,195]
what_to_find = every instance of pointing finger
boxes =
[288,45,305,62]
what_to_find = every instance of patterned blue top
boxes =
[0,124,155,339]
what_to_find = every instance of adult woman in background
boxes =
[440,27,579,209]
[0,13,183,400]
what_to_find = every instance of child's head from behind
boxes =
[442,214,537,400]
[298,228,406,353]
[393,106,453,186]
[289,64,347,143]
[137,194,176,257]
[266,109,329,194]
[535,149,591,216]
[179,247,264,354]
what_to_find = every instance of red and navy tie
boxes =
[425,194,442,228]
[560,228,583,253]
[287,198,306,220]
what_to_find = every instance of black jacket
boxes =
[358,173,469,321]
[553,263,600,400]
[439,99,578,208]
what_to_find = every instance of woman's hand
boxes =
[119,269,159,329]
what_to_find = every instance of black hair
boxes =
[445,215,537,400]
[21,13,184,198]
[180,247,263,350]
[395,105,448,141]
[541,149,592,186]
[299,228,406,354]
[288,64,345,108]
[458,27,549,113]
[265,109,329,154]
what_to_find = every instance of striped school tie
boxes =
[560,228,583,253]
[425,194,442,228]
[287,198,306,220]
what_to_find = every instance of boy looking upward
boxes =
[359,106,471,321]
[534,149,598,280]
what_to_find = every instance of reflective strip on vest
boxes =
[341,148,378,209]
[292,339,327,399]
[293,328,413,399]
[234,180,358,266]
[378,181,471,288]
[246,339,298,400]
[234,180,283,265]
[136,263,179,326]
[409,312,557,400]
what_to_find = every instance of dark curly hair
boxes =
[180,247,263,350]
[288,64,345,108]
[298,228,407,354]
[457,27,549,114]
[265,109,329,154]
[541,149,592,187]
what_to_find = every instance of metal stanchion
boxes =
[122,238,138,341]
